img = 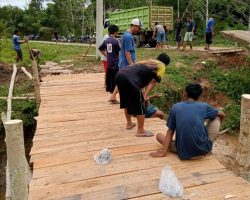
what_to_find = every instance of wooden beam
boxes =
[21,67,33,80]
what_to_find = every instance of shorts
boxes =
[102,61,108,73]
[15,49,23,61]
[156,32,165,43]
[106,68,119,93]
[206,32,213,44]
[184,32,193,42]
[116,73,145,116]
[176,33,181,42]
[145,104,157,118]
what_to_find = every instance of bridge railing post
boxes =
[235,94,250,181]
[4,119,30,200]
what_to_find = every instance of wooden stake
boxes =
[32,60,41,111]
[235,94,250,181]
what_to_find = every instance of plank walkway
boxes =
[29,73,250,200]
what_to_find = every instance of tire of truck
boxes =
[148,40,157,48]
[134,35,142,48]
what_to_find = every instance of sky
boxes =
[0,0,50,9]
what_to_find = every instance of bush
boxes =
[38,27,54,40]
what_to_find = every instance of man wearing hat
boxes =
[109,18,144,103]
[116,53,170,137]
[118,18,143,68]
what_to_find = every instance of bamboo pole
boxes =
[7,64,17,120]
[4,120,29,200]
[21,67,33,80]
[32,59,41,111]
[235,94,250,181]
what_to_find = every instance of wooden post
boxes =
[4,120,29,200]
[235,94,250,181]
[32,59,41,111]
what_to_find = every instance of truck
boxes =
[109,6,173,47]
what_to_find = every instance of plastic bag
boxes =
[159,165,183,198]
[94,148,112,165]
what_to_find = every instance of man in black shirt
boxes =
[116,53,170,137]
[175,17,182,49]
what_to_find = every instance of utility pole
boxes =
[205,0,209,25]
[96,0,103,58]
[177,0,180,18]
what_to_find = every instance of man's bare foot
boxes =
[126,122,136,130]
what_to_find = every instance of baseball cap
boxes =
[131,18,144,29]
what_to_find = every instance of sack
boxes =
[159,165,183,198]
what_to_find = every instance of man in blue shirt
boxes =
[119,18,143,68]
[205,17,215,50]
[150,83,225,159]
[13,29,28,62]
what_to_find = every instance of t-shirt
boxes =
[119,31,135,68]
[206,19,214,33]
[117,59,165,89]
[167,101,218,160]
[98,36,120,69]
[13,34,21,50]
[187,20,195,32]
[155,24,165,33]
[100,34,109,61]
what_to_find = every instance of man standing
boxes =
[205,17,215,50]
[153,22,165,49]
[182,17,195,51]
[13,29,28,62]
[150,83,225,159]
[175,17,182,49]
[119,18,143,68]
[116,53,170,137]
[99,25,120,102]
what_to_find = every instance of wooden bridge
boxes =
[28,73,250,200]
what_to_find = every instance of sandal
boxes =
[126,123,136,130]
[136,131,154,137]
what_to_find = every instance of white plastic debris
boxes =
[224,194,236,199]
[159,165,183,198]
[94,148,112,165]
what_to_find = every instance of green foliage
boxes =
[222,103,241,130]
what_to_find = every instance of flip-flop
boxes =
[136,131,154,137]
[126,123,136,130]
[108,99,120,104]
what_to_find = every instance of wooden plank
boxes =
[30,153,218,187]
[29,156,228,200]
